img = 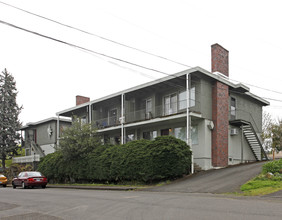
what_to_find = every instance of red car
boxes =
[12,171,47,189]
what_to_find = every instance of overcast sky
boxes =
[0,0,281,124]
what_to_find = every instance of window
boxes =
[174,126,198,144]
[178,91,186,110]
[191,126,198,145]
[230,97,236,119]
[143,131,157,140]
[190,87,195,107]
[174,127,186,142]
[164,93,177,115]
[178,87,195,111]
[145,98,152,119]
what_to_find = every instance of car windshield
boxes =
[27,172,42,177]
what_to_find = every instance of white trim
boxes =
[21,117,71,130]
[56,66,269,116]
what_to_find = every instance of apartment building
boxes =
[56,44,269,170]
[14,117,71,166]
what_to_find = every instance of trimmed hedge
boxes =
[38,136,191,183]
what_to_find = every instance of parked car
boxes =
[12,171,47,189]
[0,174,7,187]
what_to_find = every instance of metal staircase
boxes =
[30,141,45,157]
[242,124,268,161]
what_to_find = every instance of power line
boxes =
[0,1,191,69]
[0,19,172,76]
[229,78,282,95]
[1,1,282,98]
[1,19,282,104]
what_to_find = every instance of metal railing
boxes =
[12,154,40,163]
[93,100,193,129]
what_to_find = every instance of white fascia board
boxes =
[21,117,71,130]
[196,68,270,105]
[56,102,90,116]
[56,66,267,116]
[245,92,270,105]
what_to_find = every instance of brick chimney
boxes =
[211,43,229,77]
[76,95,90,106]
[211,44,229,167]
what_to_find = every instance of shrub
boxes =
[39,136,192,184]
[38,151,66,182]
[262,159,282,174]
[86,136,191,183]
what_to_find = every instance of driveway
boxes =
[145,161,267,193]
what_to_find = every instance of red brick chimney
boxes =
[76,95,90,106]
[211,44,229,167]
[211,43,229,77]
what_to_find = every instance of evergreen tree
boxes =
[0,69,22,170]
[271,119,282,152]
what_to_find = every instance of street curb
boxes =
[4,184,148,191]
[47,184,143,191]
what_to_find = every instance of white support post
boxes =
[121,93,124,144]
[186,73,194,174]
[241,126,244,163]
[57,115,60,147]
[89,104,92,125]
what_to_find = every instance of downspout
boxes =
[186,73,193,174]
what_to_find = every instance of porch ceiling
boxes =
[125,77,186,99]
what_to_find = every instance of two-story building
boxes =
[14,117,71,167]
[56,44,269,171]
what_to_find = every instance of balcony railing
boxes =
[12,154,41,163]
[94,100,190,129]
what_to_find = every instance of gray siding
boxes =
[198,78,213,119]
[230,92,263,133]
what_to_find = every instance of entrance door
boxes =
[164,94,177,115]
[109,109,117,126]
[161,129,170,136]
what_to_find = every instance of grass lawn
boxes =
[231,159,282,196]
[240,178,282,196]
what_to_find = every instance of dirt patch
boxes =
[1,212,63,220]
[0,202,19,211]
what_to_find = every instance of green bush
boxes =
[38,151,67,183]
[87,136,191,183]
[38,136,192,184]
[262,159,282,174]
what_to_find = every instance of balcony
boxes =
[93,100,189,129]
[12,155,40,163]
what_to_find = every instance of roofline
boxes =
[56,67,269,116]
[245,92,270,105]
[20,117,71,130]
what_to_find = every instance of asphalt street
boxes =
[0,187,281,220]
[1,162,281,219]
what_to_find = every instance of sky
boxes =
[0,0,281,125]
